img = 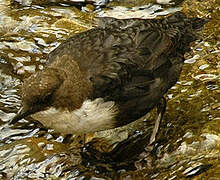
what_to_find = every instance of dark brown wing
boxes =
[48,18,175,82]
[48,13,200,98]
[84,22,177,98]
[48,15,179,70]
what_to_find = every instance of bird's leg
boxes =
[135,97,167,169]
[149,96,167,147]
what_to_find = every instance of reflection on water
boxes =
[0,0,219,179]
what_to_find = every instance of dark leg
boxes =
[135,97,167,169]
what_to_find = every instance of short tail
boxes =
[165,12,209,53]
[190,17,210,30]
[166,11,209,30]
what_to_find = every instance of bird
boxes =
[10,12,207,149]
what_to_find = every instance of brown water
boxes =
[0,0,219,179]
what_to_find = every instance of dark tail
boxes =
[190,17,210,30]
[165,12,209,53]
[166,11,209,31]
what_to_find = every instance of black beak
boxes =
[9,107,30,125]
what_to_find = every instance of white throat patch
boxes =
[31,98,118,134]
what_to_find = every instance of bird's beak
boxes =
[9,107,30,125]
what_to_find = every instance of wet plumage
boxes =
[10,12,207,136]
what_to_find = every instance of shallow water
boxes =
[0,0,219,179]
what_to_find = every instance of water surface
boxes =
[0,0,219,179]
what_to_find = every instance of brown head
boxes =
[10,55,92,124]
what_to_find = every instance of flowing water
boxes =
[0,0,219,179]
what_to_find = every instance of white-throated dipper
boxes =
[10,12,207,147]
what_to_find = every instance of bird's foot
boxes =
[135,144,154,170]
[135,97,166,170]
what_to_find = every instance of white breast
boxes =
[31,98,118,134]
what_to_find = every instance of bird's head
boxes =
[9,68,62,124]
[10,55,91,124]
